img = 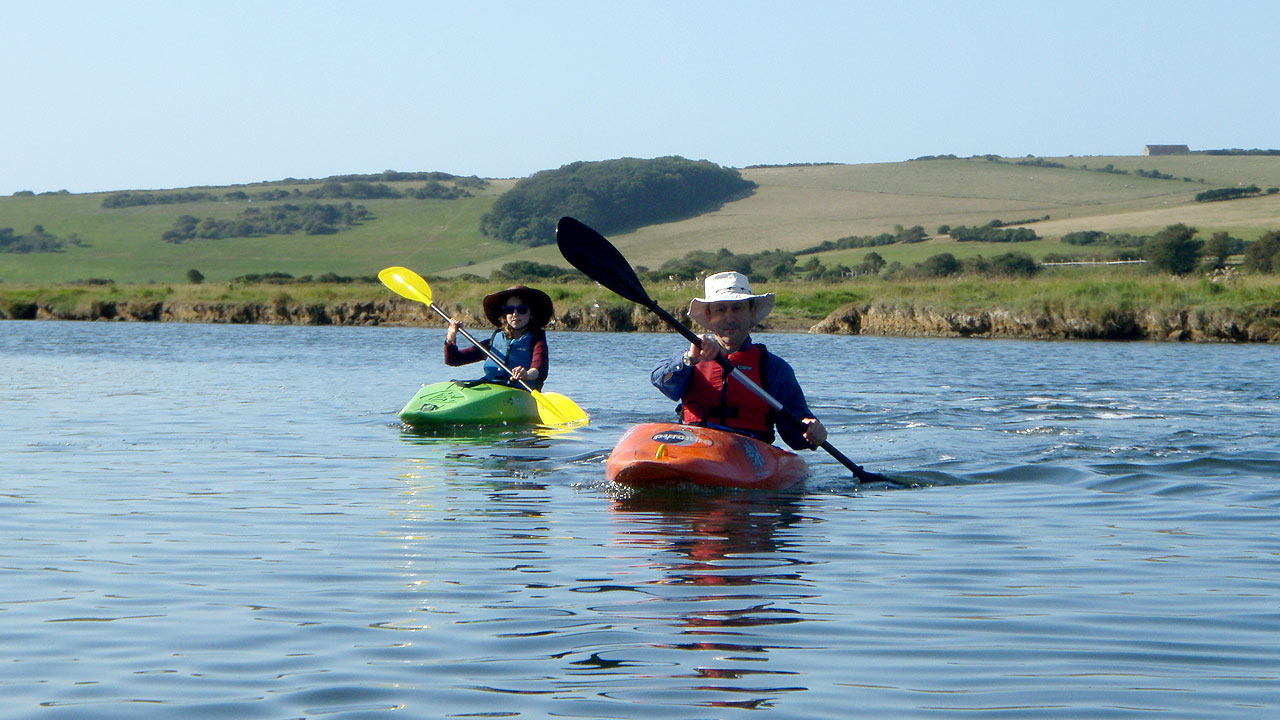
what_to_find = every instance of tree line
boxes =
[1200,149,1280,156]
[479,157,756,247]
[1103,224,1280,275]
[797,225,929,254]
[102,191,220,207]
[945,222,1039,243]
[911,154,1207,184]
[1060,230,1147,247]
[161,203,371,243]
[796,218,1047,256]
[1195,185,1279,202]
[484,244,1040,287]
[103,178,479,209]
[484,222,1280,285]
[320,171,486,186]
[160,223,1280,288]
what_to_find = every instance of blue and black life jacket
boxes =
[480,329,545,390]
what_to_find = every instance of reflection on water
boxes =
[612,490,806,566]
[603,491,815,709]
[398,421,578,447]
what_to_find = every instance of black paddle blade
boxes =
[556,217,654,308]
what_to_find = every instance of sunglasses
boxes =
[502,304,530,315]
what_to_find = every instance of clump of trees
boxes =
[405,181,474,200]
[1049,224,1280,276]
[1060,230,1147,247]
[308,181,402,200]
[307,180,474,201]
[795,218,1046,256]
[479,157,756,247]
[1139,224,1274,275]
[229,189,298,202]
[648,247,798,283]
[891,252,1040,280]
[0,225,77,253]
[1196,185,1258,202]
[490,261,583,283]
[1143,224,1203,275]
[309,171,485,188]
[948,221,1039,243]
[1016,157,1067,169]
[1194,185,1276,202]
[1201,232,1246,270]
[161,202,371,242]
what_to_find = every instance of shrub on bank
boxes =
[1242,231,1280,273]
[1144,224,1203,275]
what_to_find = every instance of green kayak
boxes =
[398,381,540,428]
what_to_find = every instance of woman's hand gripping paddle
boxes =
[378,267,589,427]
[554,217,890,484]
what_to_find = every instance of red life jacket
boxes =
[680,343,774,442]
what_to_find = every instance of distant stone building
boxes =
[1144,144,1190,156]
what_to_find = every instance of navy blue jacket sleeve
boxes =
[764,354,818,451]
[651,347,693,401]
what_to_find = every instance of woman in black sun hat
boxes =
[444,285,554,390]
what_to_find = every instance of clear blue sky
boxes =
[5,0,1278,195]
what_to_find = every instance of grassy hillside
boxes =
[4,155,1280,284]
[440,155,1280,277]
[0,179,517,284]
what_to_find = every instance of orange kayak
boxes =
[605,423,808,490]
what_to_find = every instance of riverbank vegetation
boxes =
[5,269,1279,339]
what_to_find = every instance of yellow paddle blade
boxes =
[532,390,589,426]
[378,266,434,305]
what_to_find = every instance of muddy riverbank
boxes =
[5,297,1278,343]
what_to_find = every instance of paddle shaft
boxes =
[645,299,878,483]
[425,302,539,394]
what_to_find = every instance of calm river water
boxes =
[2,321,1278,719]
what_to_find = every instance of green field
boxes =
[0,179,517,284]
[3,155,1280,284]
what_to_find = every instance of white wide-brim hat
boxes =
[688,271,776,329]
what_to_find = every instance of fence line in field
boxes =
[1041,259,1147,266]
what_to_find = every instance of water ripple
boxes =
[3,324,1279,718]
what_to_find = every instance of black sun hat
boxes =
[481,285,554,328]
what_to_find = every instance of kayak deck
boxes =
[398,381,540,428]
[605,422,808,490]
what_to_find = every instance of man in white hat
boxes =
[651,271,828,450]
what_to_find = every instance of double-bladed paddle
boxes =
[378,266,589,427]
[554,216,889,484]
